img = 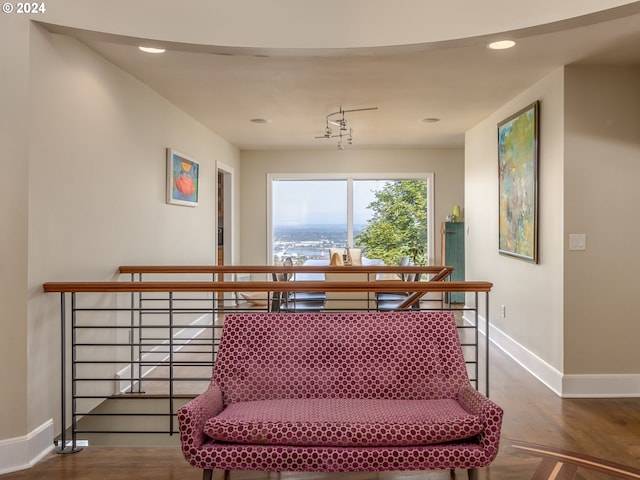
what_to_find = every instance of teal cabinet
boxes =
[441,222,465,303]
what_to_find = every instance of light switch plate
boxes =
[569,233,586,251]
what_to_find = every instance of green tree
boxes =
[355,180,428,265]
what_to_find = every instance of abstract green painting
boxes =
[498,101,539,263]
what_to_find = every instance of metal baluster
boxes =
[71,292,81,451]
[485,292,490,397]
[169,291,175,435]
[57,292,67,454]
[129,276,136,394]
[136,273,145,393]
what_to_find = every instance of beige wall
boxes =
[0,15,30,440]
[563,66,640,375]
[466,65,640,392]
[465,69,566,378]
[0,22,239,447]
[239,149,464,265]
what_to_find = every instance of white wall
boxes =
[239,148,464,266]
[465,70,566,390]
[563,66,640,376]
[24,24,240,441]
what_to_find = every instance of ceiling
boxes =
[42,7,640,150]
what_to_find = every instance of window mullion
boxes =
[347,178,354,247]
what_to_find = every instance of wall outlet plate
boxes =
[569,234,586,251]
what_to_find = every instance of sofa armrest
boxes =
[177,381,224,460]
[456,384,503,457]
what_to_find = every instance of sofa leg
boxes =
[467,469,478,480]
[223,470,230,480]
[202,470,213,480]
[450,469,455,477]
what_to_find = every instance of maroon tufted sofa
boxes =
[177,311,503,480]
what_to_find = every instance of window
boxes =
[268,173,433,266]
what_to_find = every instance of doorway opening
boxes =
[216,164,233,266]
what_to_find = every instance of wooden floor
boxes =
[2,343,639,480]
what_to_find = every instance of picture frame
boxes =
[498,101,539,263]
[166,148,199,207]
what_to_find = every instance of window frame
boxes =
[267,172,435,265]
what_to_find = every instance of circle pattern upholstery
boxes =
[214,311,468,404]
[203,397,484,446]
[177,311,503,473]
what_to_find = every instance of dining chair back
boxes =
[324,272,376,311]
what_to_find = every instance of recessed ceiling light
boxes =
[488,40,516,50]
[250,118,271,124]
[420,117,440,124]
[138,46,166,54]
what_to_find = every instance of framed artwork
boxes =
[166,148,199,207]
[498,101,539,263]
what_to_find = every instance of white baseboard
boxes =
[487,321,564,396]
[562,374,640,398]
[0,419,55,475]
[474,314,640,398]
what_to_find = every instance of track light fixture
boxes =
[315,106,377,149]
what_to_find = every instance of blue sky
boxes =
[273,179,390,226]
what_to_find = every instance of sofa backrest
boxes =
[213,311,469,405]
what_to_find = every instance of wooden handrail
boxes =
[118,265,454,275]
[428,268,452,282]
[43,280,492,293]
